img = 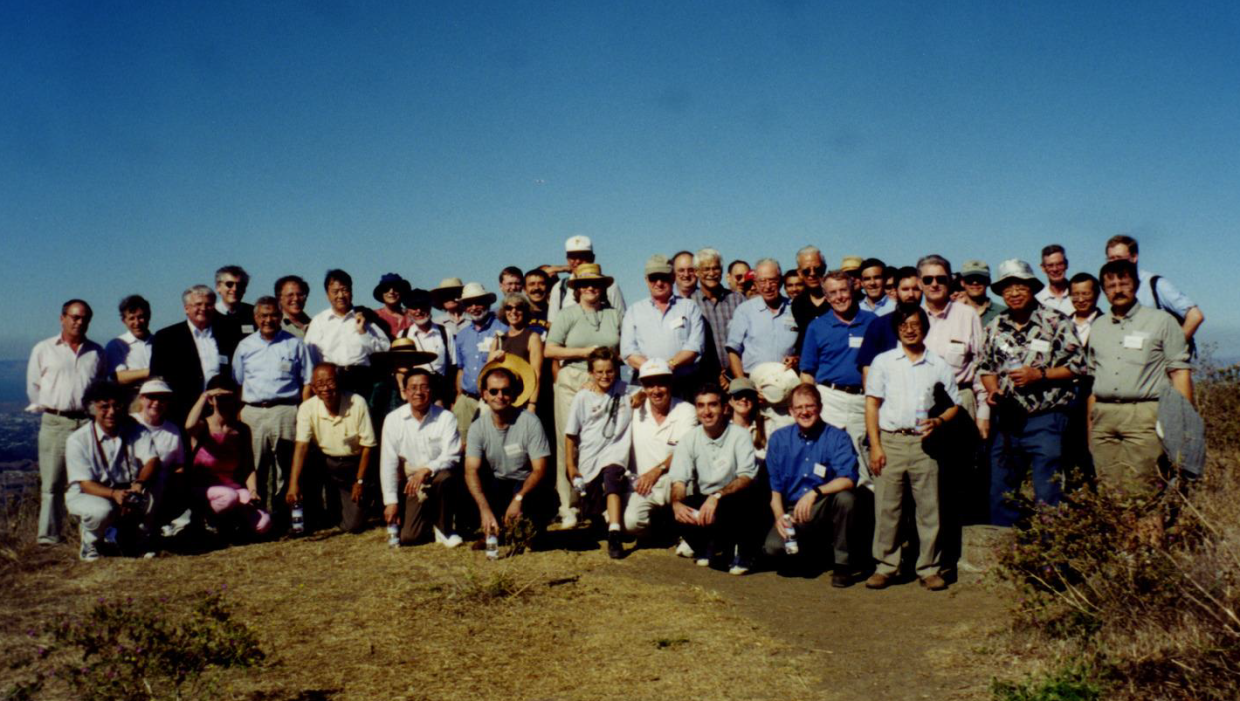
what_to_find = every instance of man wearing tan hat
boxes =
[622,254,706,398]
[132,378,191,539]
[959,260,1006,327]
[451,282,507,443]
[623,358,698,539]
[431,277,469,337]
[546,235,627,323]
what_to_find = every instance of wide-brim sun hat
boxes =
[372,337,438,368]
[750,362,802,405]
[373,273,412,303]
[430,277,465,309]
[990,259,1045,295]
[566,263,614,289]
[478,353,537,408]
[457,282,497,307]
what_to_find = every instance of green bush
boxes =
[992,665,1102,701]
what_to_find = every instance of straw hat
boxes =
[372,338,437,368]
[430,277,465,309]
[478,353,537,407]
[457,282,497,307]
[566,263,614,289]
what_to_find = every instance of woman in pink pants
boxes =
[185,376,271,535]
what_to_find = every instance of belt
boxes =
[460,390,480,400]
[882,428,922,436]
[822,382,864,395]
[1095,397,1157,405]
[244,398,299,408]
[44,408,88,420]
[958,382,974,391]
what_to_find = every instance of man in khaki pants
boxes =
[1086,260,1193,495]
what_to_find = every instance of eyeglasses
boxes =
[800,265,826,277]
[921,275,949,286]
[486,387,513,397]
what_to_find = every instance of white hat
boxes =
[457,282,497,306]
[991,259,1045,294]
[565,235,593,253]
[638,358,673,380]
[749,362,801,405]
[138,379,174,396]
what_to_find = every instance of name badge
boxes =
[219,356,230,366]
[279,361,293,373]
[813,462,828,478]
[503,443,523,458]
[241,324,255,334]
[1122,334,1145,350]
[671,316,686,329]
[426,437,441,456]
[848,336,863,349]
[476,339,491,353]
[1029,339,1051,354]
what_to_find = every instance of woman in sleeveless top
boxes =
[488,293,544,414]
[185,375,271,535]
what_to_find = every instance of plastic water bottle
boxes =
[290,504,305,535]
[485,534,500,560]
[573,476,587,498]
[782,514,800,555]
[914,389,932,433]
[386,524,400,547]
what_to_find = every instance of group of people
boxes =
[25,233,1202,590]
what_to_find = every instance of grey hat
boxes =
[644,254,673,276]
[960,260,992,279]
[990,259,1045,294]
[728,377,758,396]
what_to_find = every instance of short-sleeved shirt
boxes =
[105,332,153,378]
[466,410,551,481]
[547,278,627,324]
[725,296,800,373]
[1086,303,1190,401]
[132,413,185,473]
[620,296,706,375]
[1138,269,1196,318]
[866,347,961,432]
[66,421,157,495]
[791,293,833,351]
[669,423,758,496]
[978,306,1087,414]
[691,287,746,368]
[453,314,508,396]
[232,330,314,403]
[860,295,894,317]
[1035,287,1075,317]
[800,309,876,386]
[565,383,633,482]
[630,398,697,475]
[545,306,624,368]
[766,421,859,503]
[295,392,377,457]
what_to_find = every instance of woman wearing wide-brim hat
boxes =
[544,263,623,528]
[488,293,544,416]
[373,273,415,339]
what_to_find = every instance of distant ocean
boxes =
[0,360,26,411]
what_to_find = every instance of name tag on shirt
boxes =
[503,443,523,458]
[426,437,441,455]
[280,361,293,373]
[848,336,863,349]
[1029,339,1051,354]
[241,324,255,334]
[813,462,828,478]
[1123,335,1145,350]
[671,316,686,329]
[477,339,492,353]
[784,318,797,331]
[219,357,230,367]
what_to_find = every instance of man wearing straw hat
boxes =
[545,235,627,323]
[431,277,469,337]
[451,282,507,444]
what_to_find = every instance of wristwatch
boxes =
[356,479,365,485]
[514,494,524,502]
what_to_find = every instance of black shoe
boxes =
[607,530,624,559]
[831,572,854,588]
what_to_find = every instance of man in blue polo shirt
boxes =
[800,270,877,482]
[725,258,800,379]
[452,282,507,443]
[763,383,860,587]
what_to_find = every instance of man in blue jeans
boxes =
[978,260,1087,526]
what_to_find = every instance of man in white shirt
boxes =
[105,295,154,387]
[623,359,697,539]
[27,299,107,544]
[380,369,463,547]
[1034,245,1075,317]
[131,378,190,539]
[545,235,627,323]
[304,269,391,397]
[65,381,161,561]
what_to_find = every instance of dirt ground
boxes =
[0,529,1012,700]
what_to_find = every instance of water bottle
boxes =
[485,534,500,560]
[914,389,932,434]
[782,514,800,555]
[290,504,305,535]
[386,524,400,547]
[572,476,587,498]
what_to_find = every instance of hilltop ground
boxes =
[0,526,1013,700]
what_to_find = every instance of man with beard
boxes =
[451,283,507,442]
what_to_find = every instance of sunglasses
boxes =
[961,276,989,286]
[647,275,673,284]
[800,265,826,277]
[222,281,246,289]
[503,305,524,312]
[921,275,950,286]
[486,387,514,397]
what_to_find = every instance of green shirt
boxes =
[545,306,623,366]
[1087,303,1190,401]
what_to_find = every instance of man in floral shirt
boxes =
[978,260,1087,527]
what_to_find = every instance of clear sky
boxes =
[3,1,1238,359]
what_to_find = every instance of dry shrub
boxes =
[993,363,1240,701]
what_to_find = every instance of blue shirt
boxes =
[799,308,876,386]
[725,296,800,373]
[766,421,859,503]
[620,295,706,375]
[232,330,314,403]
[861,295,894,317]
[855,313,899,370]
[453,314,508,397]
[1137,269,1196,319]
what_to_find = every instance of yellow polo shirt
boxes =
[295,392,377,457]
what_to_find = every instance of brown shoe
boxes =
[864,572,892,589]
[919,574,947,591]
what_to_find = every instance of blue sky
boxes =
[3,1,1238,359]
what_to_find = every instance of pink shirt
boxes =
[923,300,984,390]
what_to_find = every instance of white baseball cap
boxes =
[138,379,174,396]
[565,235,593,253]
[638,358,673,380]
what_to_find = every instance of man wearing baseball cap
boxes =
[546,235,627,323]
[621,254,706,398]
[132,378,191,540]
[958,260,1006,327]
[623,358,699,540]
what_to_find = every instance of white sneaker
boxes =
[142,551,157,560]
[559,511,578,529]
[695,557,710,567]
[675,538,695,559]
[79,542,100,562]
[434,527,464,549]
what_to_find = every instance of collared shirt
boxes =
[453,314,508,395]
[860,295,894,317]
[1086,303,1190,401]
[375,307,415,339]
[1138,269,1196,318]
[379,404,461,505]
[66,420,156,494]
[188,321,223,391]
[433,312,469,337]
[26,335,107,412]
[105,331,152,378]
[399,322,456,376]
[232,330,314,403]
[974,298,1007,328]
[979,306,1087,414]
[766,421,859,503]
[866,347,961,431]
[620,295,706,374]
[726,296,800,374]
[1035,287,1075,317]
[304,307,391,368]
[132,413,185,472]
[669,423,758,496]
[800,309,875,386]
[630,398,697,475]
[281,314,310,339]
[791,293,833,351]
[465,410,551,481]
[924,300,984,388]
[547,278,627,324]
[855,314,898,370]
[545,306,623,367]
[565,383,633,483]
[691,287,745,368]
[1073,309,1101,346]
[295,392,377,457]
